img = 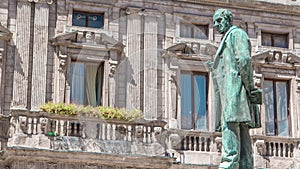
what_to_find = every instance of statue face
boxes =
[213,13,231,34]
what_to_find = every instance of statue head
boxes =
[213,9,233,34]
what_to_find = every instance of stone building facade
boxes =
[0,0,300,168]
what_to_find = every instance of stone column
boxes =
[30,0,51,111]
[12,0,33,110]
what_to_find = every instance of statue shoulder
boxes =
[230,27,247,35]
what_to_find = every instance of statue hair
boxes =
[215,9,233,24]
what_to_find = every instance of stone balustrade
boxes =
[168,129,222,153]
[7,110,167,156]
[169,130,300,159]
[252,135,299,158]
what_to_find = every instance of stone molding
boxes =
[28,0,53,4]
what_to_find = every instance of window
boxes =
[262,32,288,48]
[72,11,104,28]
[70,62,103,106]
[263,79,290,136]
[180,22,208,39]
[180,72,208,130]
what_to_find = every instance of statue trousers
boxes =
[219,121,253,169]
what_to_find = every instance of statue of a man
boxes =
[206,9,261,169]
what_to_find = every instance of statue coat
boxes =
[210,26,261,131]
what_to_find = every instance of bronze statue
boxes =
[206,9,261,169]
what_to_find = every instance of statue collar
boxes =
[213,26,238,69]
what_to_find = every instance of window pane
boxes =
[262,32,272,46]
[194,75,207,130]
[180,73,192,129]
[276,82,289,136]
[88,14,103,28]
[273,34,288,48]
[70,63,85,104]
[180,22,192,38]
[264,80,275,136]
[194,25,208,39]
[72,12,86,27]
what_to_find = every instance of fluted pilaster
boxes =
[126,14,142,110]
[30,2,49,111]
[12,1,32,109]
[144,16,158,119]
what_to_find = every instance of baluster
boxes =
[66,121,70,136]
[290,144,294,157]
[204,137,208,152]
[183,137,187,150]
[283,143,287,157]
[147,126,151,143]
[102,123,106,140]
[72,122,76,136]
[151,127,157,143]
[112,124,116,140]
[107,124,111,140]
[37,118,42,134]
[210,137,214,152]
[97,123,101,140]
[55,120,59,136]
[143,126,147,143]
[199,137,203,151]
[194,137,198,151]
[268,142,271,156]
[60,120,65,136]
[128,125,132,141]
[33,118,37,135]
[27,118,32,134]
[188,136,192,150]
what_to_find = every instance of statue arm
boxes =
[232,30,254,92]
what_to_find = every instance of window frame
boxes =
[72,11,104,28]
[263,78,291,136]
[180,71,209,131]
[70,60,104,106]
[179,22,209,40]
[261,32,289,48]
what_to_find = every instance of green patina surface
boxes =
[205,9,262,169]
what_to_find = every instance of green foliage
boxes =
[40,102,142,121]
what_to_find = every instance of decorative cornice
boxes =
[252,50,300,66]
[176,0,300,16]
[28,0,53,4]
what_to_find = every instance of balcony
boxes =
[3,110,300,168]
[7,110,167,157]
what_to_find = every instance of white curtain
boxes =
[70,63,85,104]
[86,65,98,106]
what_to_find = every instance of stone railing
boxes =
[252,135,299,158]
[168,129,222,153]
[168,130,300,159]
[7,111,167,156]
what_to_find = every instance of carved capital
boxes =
[254,75,262,88]
[109,60,118,77]
[28,0,53,4]
[28,0,39,2]
[58,46,68,71]
[297,79,300,92]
